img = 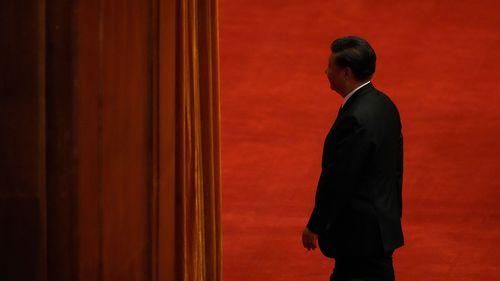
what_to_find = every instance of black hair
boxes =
[330,36,376,81]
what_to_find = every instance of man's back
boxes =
[317,83,404,258]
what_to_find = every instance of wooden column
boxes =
[1,0,177,280]
[0,0,216,280]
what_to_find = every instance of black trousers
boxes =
[329,251,395,281]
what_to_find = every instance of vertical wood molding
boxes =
[174,0,222,280]
[149,0,160,280]
[159,0,177,280]
[45,0,79,279]
[198,0,222,280]
[97,0,104,278]
[38,0,48,280]
[74,0,102,279]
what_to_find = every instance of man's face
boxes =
[325,52,346,95]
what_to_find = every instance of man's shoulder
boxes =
[353,86,398,112]
[361,85,395,104]
[345,87,400,131]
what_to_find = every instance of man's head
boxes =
[325,36,376,96]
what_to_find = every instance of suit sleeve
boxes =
[307,115,375,234]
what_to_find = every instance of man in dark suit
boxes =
[302,36,404,281]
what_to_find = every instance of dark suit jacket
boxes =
[307,82,404,258]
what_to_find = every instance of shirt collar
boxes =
[342,81,371,108]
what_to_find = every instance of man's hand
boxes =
[302,227,318,251]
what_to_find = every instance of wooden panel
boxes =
[45,0,77,279]
[74,0,101,279]
[158,0,177,280]
[45,0,156,279]
[0,0,46,280]
[101,0,152,280]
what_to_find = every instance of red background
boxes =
[220,0,500,280]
